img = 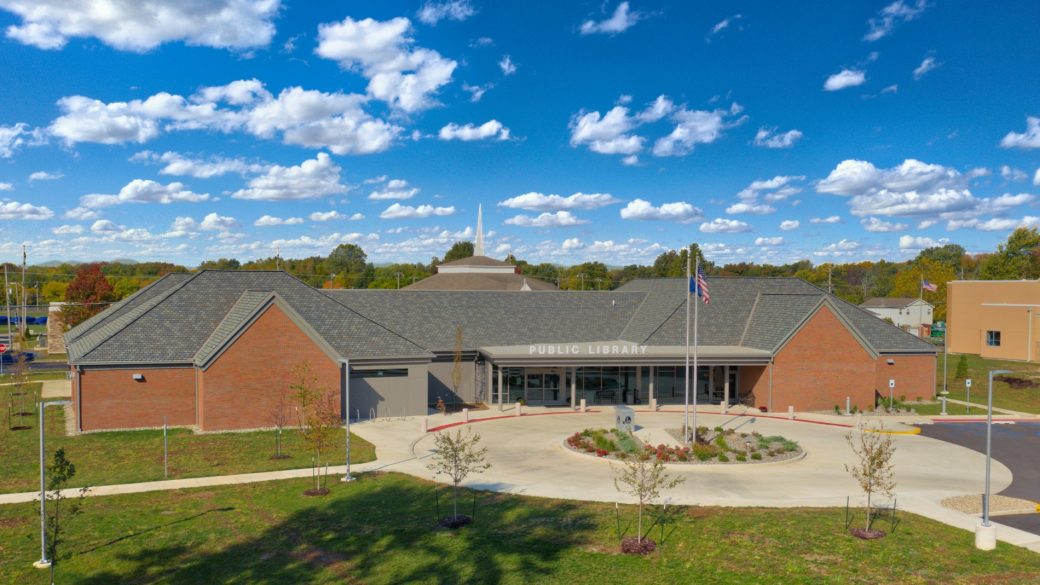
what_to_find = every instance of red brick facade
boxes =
[76,366,195,431]
[199,302,340,431]
[875,353,935,403]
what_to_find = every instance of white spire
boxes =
[475,204,485,256]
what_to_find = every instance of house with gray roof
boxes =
[66,270,936,432]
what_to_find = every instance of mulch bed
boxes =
[849,528,886,540]
[996,376,1039,389]
[620,536,657,555]
[439,514,472,529]
[269,454,291,460]
[303,488,330,497]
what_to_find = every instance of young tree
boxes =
[613,453,684,547]
[291,362,340,494]
[60,263,115,329]
[451,325,463,410]
[845,424,897,534]
[426,428,490,525]
[40,448,87,585]
[270,382,292,459]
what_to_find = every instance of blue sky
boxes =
[0,0,1038,266]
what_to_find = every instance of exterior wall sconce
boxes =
[132,373,145,381]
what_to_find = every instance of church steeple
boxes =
[475,204,485,256]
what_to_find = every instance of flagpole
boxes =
[684,254,691,443]
[692,256,700,441]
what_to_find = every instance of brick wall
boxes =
[771,305,878,412]
[738,365,769,409]
[200,303,340,431]
[875,353,936,402]
[77,366,195,431]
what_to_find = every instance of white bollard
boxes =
[975,523,997,550]
[845,396,851,416]
[421,417,428,432]
[856,412,863,426]
[515,401,522,416]
[650,398,657,411]
[787,406,795,420]
[580,398,587,413]
[463,408,469,422]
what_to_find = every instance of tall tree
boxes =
[979,227,1040,280]
[60,263,115,329]
[327,244,370,288]
[891,258,956,320]
[443,241,475,263]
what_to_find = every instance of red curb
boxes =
[427,409,601,432]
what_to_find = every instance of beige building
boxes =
[947,280,1040,362]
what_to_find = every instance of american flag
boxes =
[694,265,710,304]
[922,279,938,292]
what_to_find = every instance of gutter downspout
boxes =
[75,366,83,433]
[768,359,774,413]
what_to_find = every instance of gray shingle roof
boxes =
[860,297,929,309]
[67,272,934,366]
[403,272,557,291]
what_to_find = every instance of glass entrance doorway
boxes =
[526,369,562,404]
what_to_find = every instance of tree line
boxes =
[20,227,1040,329]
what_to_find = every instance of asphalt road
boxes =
[28,361,67,371]
[919,422,1040,503]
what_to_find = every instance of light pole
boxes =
[34,399,71,569]
[976,368,1011,551]
[340,358,355,483]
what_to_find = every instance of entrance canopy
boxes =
[479,339,772,367]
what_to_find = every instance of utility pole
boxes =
[827,265,833,294]
[20,245,27,336]
[4,265,11,348]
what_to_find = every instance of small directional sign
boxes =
[889,379,895,389]
[966,379,972,388]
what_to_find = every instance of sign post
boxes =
[888,379,895,409]
[0,342,6,376]
[966,378,973,414]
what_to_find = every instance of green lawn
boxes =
[0,472,1037,584]
[0,383,375,494]
[936,353,1040,413]
[908,402,989,416]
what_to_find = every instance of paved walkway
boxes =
[40,379,71,399]
[2,404,1038,553]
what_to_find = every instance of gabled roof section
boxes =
[740,293,826,352]
[439,255,514,267]
[69,271,432,365]
[65,272,195,345]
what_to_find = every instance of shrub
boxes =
[735,454,747,462]
[751,452,762,460]
[713,426,724,433]
[592,432,615,452]
[692,443,717,461]
[834,405,841,414]
[615,431,640,454]
[954,354,968,379]
[714,434,730,451]
[717,453,729,463]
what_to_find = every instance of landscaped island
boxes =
[565,427,802,464]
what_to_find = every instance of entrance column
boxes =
[723,365,730,414]
[485,360,492,405]
[570,367,577,410]
[648,365,655,408]
[636,366,642,405]
[497,366,504,411]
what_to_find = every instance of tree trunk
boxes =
[453,483,459,518]
[865,492,872,531]
[637,498,643,543]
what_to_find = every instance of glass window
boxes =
[986,331,1001,347]
[351,368,407,378]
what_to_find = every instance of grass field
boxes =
[0,382,375,494]
[0,472,1037,584]
[908,401,989,416]
[935,353,1040,413]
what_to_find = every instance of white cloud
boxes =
[51,224,83,235]
[699,218,751,233]
[438,120,510,141]
[461,82,493,102]
[0,183,12,191]
[90,219,120,233]
[131,151,267,178]
[810,215,842,224]
[1000,165,1027,182]
[864,0,929,42]
[898,235,947,250]
[562,237,583,251]
[254,215,303,227]
[369,179,419,200]
[309,210,345,222]
[824,69,866,91]
[0,0,279,52]
[817,158,1029,223]
[913,55,941,80]
[580,2,641,35]
[652,103,746,157]
[861,217,908,232]
[570,106,643,155]
[49,81,401,154]
[815,239,861,257]
[753,127,803,149]
[917,219,937,229]
[707,14,742,40]
[349,212,364,221]
[498,54,516,75]
[0,200,53,220]
[1001,117,1040,149]
[80,179,209,208]
[730,175,804,214]
[505,211,587,227]
[946,216,1040,232]
[498,192,620,211]
[779,219,800,230]
[0,123,42,157]
[416,1,475,25]
[620,199,703,223]
[726,202,775,215]
[380,203,456,219]
[1035,169,1040,186]
[315,16,457,112]
[231,153,349,201]
[64,206,99,220]
[200,212,237,231]
[635,95,675,123]
[28,170,62,182]
[882,84,899,94]
[755,236,784,246]
[621,155,639,166]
